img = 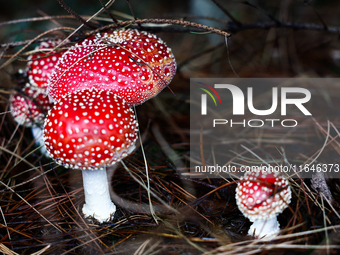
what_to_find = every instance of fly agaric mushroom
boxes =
[235,168,291,238]
[43,88,138,222]
[10,86,53,127]
[10,86,54,154]
[27,40,67,89]
[48,29,176,106]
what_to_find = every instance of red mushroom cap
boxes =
[48,29,176,106]
[27,40,66,89]
[10,86,54,127]
[43,88,138,170]
[235,168,291,222]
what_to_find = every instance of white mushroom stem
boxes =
[248,217,280,238]
[82,168,116,223]
[31,126,47,155]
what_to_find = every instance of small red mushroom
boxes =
[27,40,66,89]
[10,85,54,154]
[48,29,176,106]
[235,168,291,238]
[43,88,138,222]
[10,86,53,127]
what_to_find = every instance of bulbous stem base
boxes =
[248,217,280,239]
[82,169,116,223]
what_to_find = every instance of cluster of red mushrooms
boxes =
[10,28,291,237]
[10,40,64,154]
[10,29,176,222]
